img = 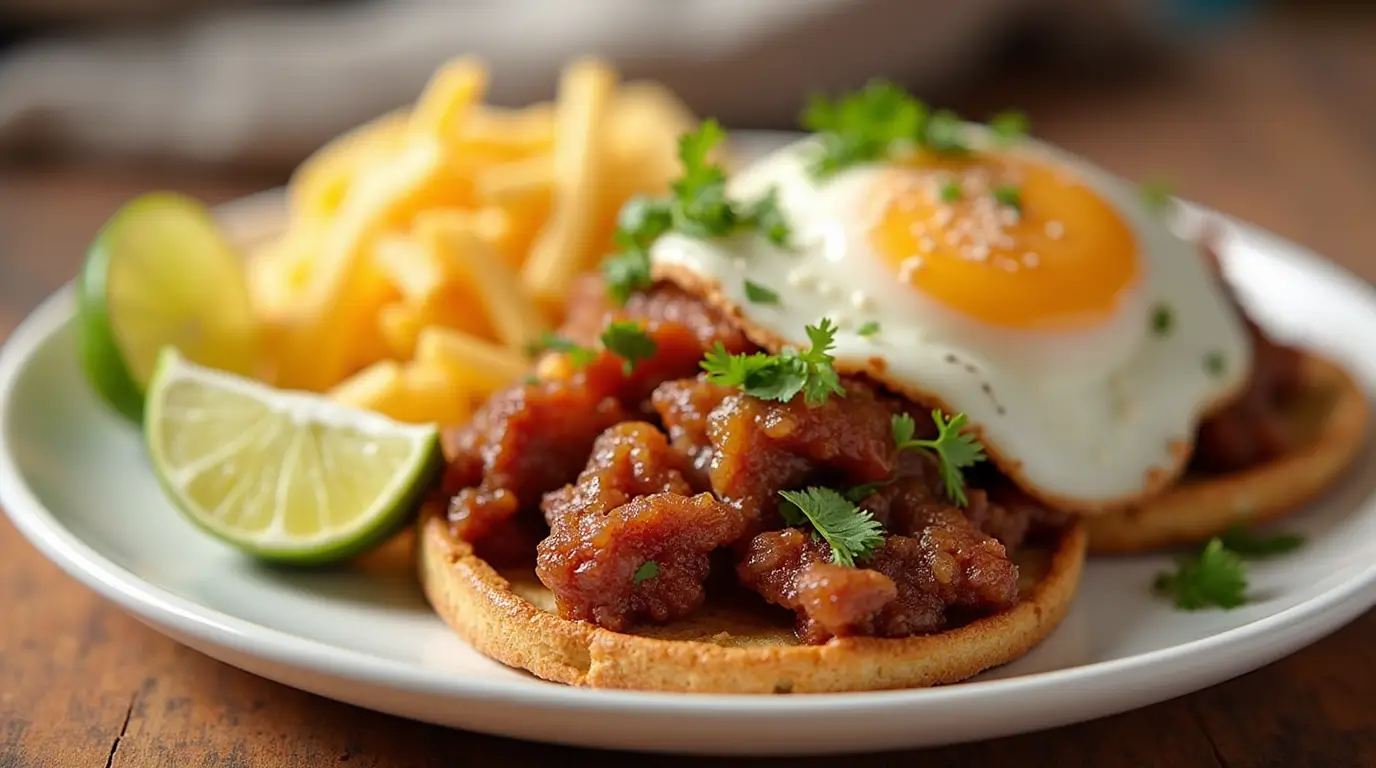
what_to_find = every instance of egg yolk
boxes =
[869,154,1139,331]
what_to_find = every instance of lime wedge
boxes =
[145,348,441,564]
[77,192,259,421]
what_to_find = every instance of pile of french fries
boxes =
[245,57,697,425]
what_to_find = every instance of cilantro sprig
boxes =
[602,120,792,304]
[1153,527,1304,611]
[803,82,1025,177]
[891,411,987,506]
[528,332,597,368]
[633,561,659,585]
[1153,538,1248,610]
[600,321,657,374]
[779,487,886,567]
[1217,525,1305,557]
[700,319,845,406]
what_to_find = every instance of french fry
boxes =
[456,104,556,156]
[328,360,406,414]
[288,110,410,221]
[398,364,472,426]
[415,326,529,395]
[475,155,554,207]
[411,57,488,141]
[372,234,446,303]
[417,211,547,350]
[273,140,443,391]
[521,58,617,303]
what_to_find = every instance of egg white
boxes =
[649,133,1253,510]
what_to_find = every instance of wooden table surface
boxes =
[3,14,1375,768]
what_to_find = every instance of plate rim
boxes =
[3,133,1376,722]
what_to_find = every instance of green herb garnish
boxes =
[992,185,1023,213]
[800,81,929,178]
[700,319,845,406]
[1140,178,1175,213]
[744,280,781,305]
[857,320,882,337]
[1153,538,1248,610]
[600,321,658,374]
[1218,526,1305,558]
[633,561,660,585]
[1205,351,1226,377]
[1151,303,1174,336]
[528,332,597,368]
[923,109,969,155]
[602,121,793,303]
[990,110,1030,143]
[778,487,886,567]
[939,181,962,204]
[891,411,987,506]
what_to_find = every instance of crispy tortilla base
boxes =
[417,510,1086,693]
[1087,352,1368,553]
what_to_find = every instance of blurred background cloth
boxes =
[0,0,1250,168]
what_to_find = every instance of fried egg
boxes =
[648,130,1252,511]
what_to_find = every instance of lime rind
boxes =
[76,192,259,422]
[144,348,442,565]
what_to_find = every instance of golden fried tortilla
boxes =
[1087,352,1368,553]
[417,510,1086,694]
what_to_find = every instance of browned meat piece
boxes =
[540,422,694,528]
[623,283,755,353]
[794,563,898,638]
[557,277,755,354]
[579,322,715,411]
[1194,320,1306,473]
[445,379,627,551]
[736,509,1018,644]
[650,376,735,489]
[708,379,897,523]
[537,423,749,630]
[1193,235,1307,473]
[557,273,616,346]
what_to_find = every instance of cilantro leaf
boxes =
[924,109,969,155]
[528,332,596,368]
[1140,178,1175,213]
[602,248,652,306]
[700,319,845,406]
[891,411,987,505]
[602,121,791,304]
[939,180,962,203]
[844,481,887,503]
[1153,538,1248,610]
[1204,351,1226,377]
[800,80,928,177]
[633,561,659,585]
[778,487,886,567]
[990,110,1030,143]
[1151,303,1174,336]
[745,187,792,247]
[744,280,780,305]
[600,321,658,374]
[1218,526,1304,558]
[857,320,881,337]
[992,185,1023,213]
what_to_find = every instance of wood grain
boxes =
[2,14,1375,767]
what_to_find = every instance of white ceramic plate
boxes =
[3,133,1376,757]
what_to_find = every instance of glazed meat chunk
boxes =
[1192,235,1307,473]
[708,379,898,524]
[737,501,1019,644]
[537,423,750,630]
[650,376,735,489]
[558,276,755,354]
[1194,318,1305,473]
[445,378,627,555]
